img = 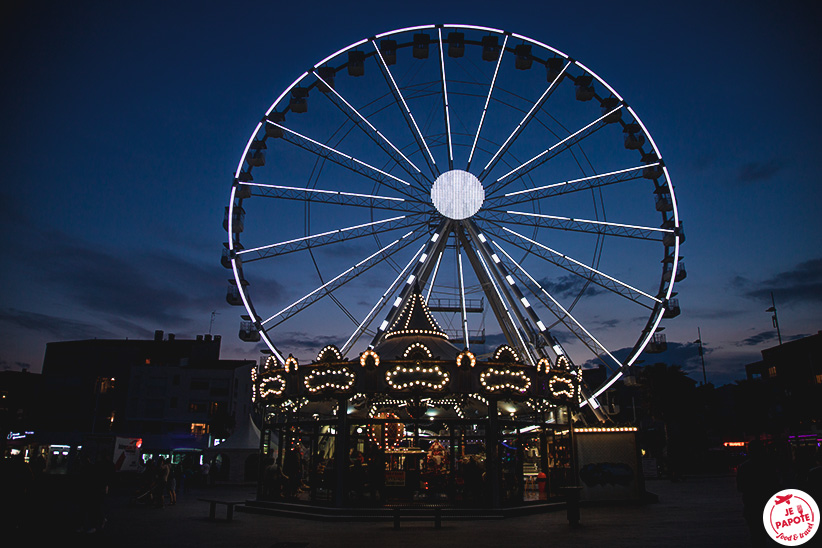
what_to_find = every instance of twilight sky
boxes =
[2,0,821,388]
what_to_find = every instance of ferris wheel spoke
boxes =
[485,163,655,208]
[240,181,431,214]
[490,239,624,372]
[371,39,439,179]
[479,60,571,181]
[437,28,454,171]
[459,226,537,364]
[259,229,424,329]
[370,220,453,347]
[312,70,430,192]
[485,103,624,197]
[265,121,425,201]
[340,241,428,356]
[480,223,660,308]
[466,34,508,171]
[237,214,429,262]
[478,209,669,241]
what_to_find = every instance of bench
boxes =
[199,498,246,522]
[388,504,449,529]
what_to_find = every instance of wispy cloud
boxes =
[736,158,785,184]
[0,307,119,341]
[537,274,605,300]
[733,257,822,305]
[735,330,778,347]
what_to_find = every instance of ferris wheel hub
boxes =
[430,169,485,220]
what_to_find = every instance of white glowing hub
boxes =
[431,169,484,220]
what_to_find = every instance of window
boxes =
[190,379,209,390]
[768,367,777,377]
[97,377,116,394]
[191,423,209,435]
[815,374,822,385]
[189,402,207,413]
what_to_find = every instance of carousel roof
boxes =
[374,286,461,360]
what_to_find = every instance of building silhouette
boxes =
[12,330,254,473]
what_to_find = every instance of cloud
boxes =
[264,330,346,361]
[734,257,822,305]
[537,274,605,300]
[0,307,119,341]
[735,330,778,347]
[13,225,282,336]
[736,158,785,184]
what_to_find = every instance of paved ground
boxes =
[12,474,764,547]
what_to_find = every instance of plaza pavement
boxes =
[18,473,761,547]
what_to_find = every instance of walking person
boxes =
[153,458,170,508]
[167,462,178,505]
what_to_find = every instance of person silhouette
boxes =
[737,440,781,547]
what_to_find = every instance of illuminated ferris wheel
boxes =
[223,24,685,414]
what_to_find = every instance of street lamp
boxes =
[765,292,782,345]
[693,328,707,385]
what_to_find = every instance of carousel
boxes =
[252,286,580,509]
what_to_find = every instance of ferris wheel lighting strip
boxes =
[313,38,369,69]
[235,122,264,177]
[311,70,423,175]
[492,240,623,370]
[469,33,508,169]
[506,211,673,234]
[473,241,535,365]
[261,233,409,325]
[370,40,438,168]
[502,164,655,198]
[341,242,426,355]
[573,60,624,101]
[228,187,285,366]
[268,122,412,187]
[437,28,454,166]
[243,182,405,202]
[626,104,682,297]
[425,247,444,302]
[502,226,661,304]
[510,32,569,59]
[237,215,407,256]
[375,24,436,39]
[626,106,662,160]
[265,72,309,117]
[443,23,504,33]
[583,371,623,405]
[458,249,469,348]
[482,61,571,176]
[495,105,623,183]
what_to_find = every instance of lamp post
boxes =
[766,292,782,345]
[694,328,707,385]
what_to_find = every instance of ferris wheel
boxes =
[223,24,685,412]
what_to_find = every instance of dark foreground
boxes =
[8,474,761,547]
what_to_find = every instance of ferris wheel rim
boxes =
[226,23,683,408]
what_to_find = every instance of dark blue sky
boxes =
[2,0,821,387]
